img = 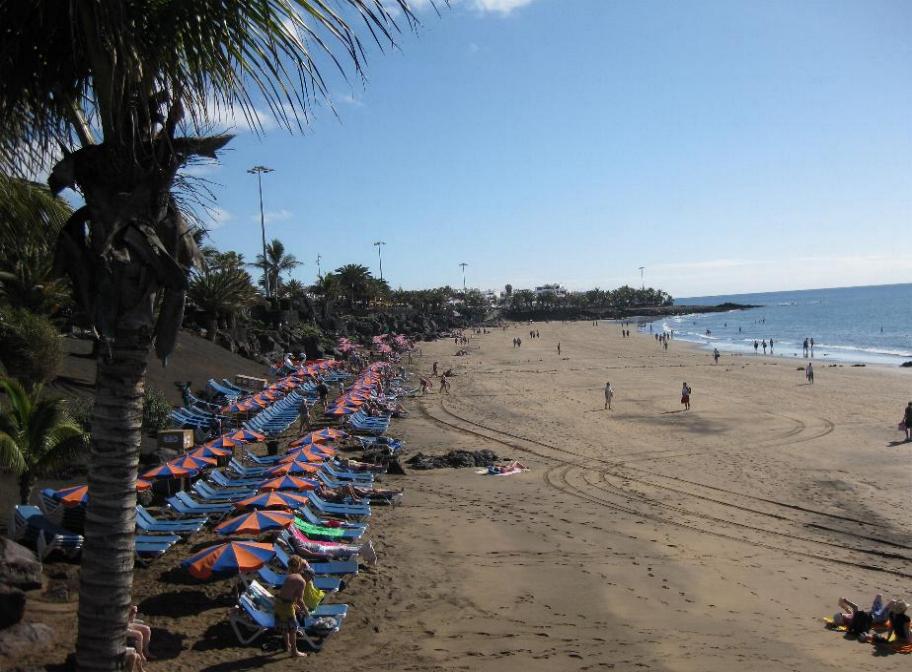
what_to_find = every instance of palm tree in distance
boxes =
[0,377,89,505]
[0,2,424,669]
[251,238,301,298]
[335,263,373,312]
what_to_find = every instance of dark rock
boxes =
[0,584,26,629]
[901,361,912,368]
[0,622,55,659]
[406,450,500,470]
[0,538,42,590]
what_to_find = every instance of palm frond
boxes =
[0,0,435,174]
[34,423,88,476]
[0,433,26,475]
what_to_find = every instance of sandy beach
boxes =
[9,321,912,671]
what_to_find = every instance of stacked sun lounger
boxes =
[10,505,84,560]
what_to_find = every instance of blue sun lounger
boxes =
[229,594,340,649]
[136,506,206,535]
[296,506,367,539]
[166,491,233,518]
[192,480,257,502]
[306,493,371,519]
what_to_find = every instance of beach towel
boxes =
[293,518,345,539]
[476,464,528,476]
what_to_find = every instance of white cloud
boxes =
[208,207,233,230]
[334,92,365,108]
[470,0,537,14]
[250,209,294,224]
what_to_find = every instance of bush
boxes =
[0,307,63,388]
[142,387,171,435]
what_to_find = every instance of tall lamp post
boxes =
[315,253,322,280]
[248,165,274,298]
[373,241,386,281]
[459,262,468,293]
[638,266,646,290]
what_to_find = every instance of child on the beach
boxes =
[681,382,691,411]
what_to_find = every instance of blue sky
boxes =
[191,0,912,298]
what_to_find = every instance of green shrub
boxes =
[0,307,63,388]
[142,387,171,435]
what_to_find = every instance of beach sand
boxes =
[7,322,912,671]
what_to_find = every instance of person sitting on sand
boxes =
[604,381,614,410]
[902,402,912,442]
[126,606,152,660]
[873,600,910,645]
[275,556,310,657]
[488,461,527,474]
[681,382,691,411]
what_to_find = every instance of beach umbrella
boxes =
[224,429,267,444]
[204,436,242,451]
[142,463,195,480]
[136,479,152,492]
[265,460,320,476]
[234,491,311,511]
[215,509,295,536]
[168,454,216,471]
[258,475,318,492]
[182,541,276,579]
[52,484,89,507]
[190,445,231,460]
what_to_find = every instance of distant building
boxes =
[534,283,568,298]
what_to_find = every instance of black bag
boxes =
[848,610,872,635]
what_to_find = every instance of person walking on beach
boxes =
[762,340,767,354]
[439,373,451,394]
[713,348,720,364]
[769,338,774,353]
[902,402,912,442]
[810,338,815,357]
[754,340,759,354]
[681,382,692,411]
[803,338,809,357]
[433,361,439,377]
[557,342,561,356]
[805,362,814,384]
[604,381,614,410]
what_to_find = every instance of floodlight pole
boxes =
[248,165,274,298]
[459,262,468,293]
[639,266,645,290]
[374,241,386,281]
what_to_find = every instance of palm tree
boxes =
[0,3,422,669]
[335,263,373,312]
[187,259,259,340]
[0,176,73,315]
[0,377,88,504]
[251,238,301,297]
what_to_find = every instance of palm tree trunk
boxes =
[18,472,34,505]
[76,328,149,671]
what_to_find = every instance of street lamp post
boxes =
[373,241,386,281]
[459,262,468,293]
[248,165,274,298]
[315,254,322,280]
[639,266,646,290]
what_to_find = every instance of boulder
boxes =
[0,584,26,629]
[0,622,54,659]
[0,538,42,590]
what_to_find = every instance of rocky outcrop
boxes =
[0,538,42,591]
[0,584,26,629]
[406,449,500,470]
[0,622,55,659]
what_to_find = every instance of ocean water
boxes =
[660,283,912,366]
